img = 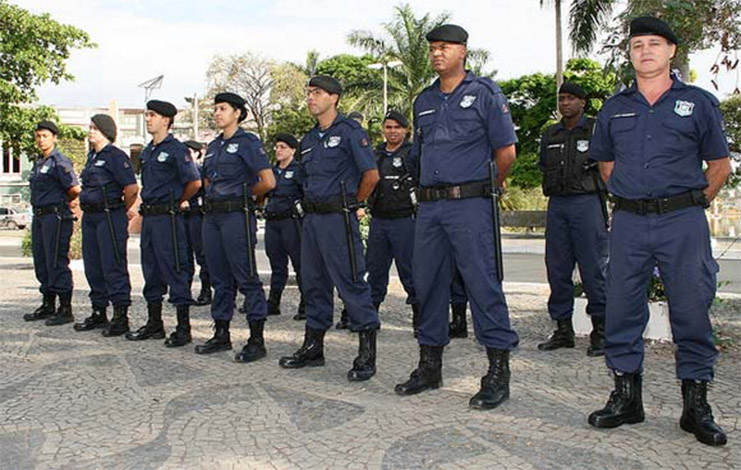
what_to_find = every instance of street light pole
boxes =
[367,60,403,114]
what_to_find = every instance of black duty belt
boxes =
[80,200,125,213]
[265,210,294,221]
[33,204,64,216]
[417,180,489,202]
[139,203,176,217]
[613,190,708,215]
[204,198,253,214]
[183,205,204,217]
[372,208,415,220]
[303,200,343,214]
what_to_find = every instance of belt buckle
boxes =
[448,186,461,199]
[657,198,670,214]
[636,200,648,215]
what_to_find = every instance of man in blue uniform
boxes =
[261,133,306,320]
[183,140,212,306]
[126,100,201,348]
[395,25,519,411]
[24,120,81,326]
[587,17,731,447]
[195,92,276,363]
[537,82,608,356]
[74,114,139,336]
[366,110,418,332]
[279,75,381,382]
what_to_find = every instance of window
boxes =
[2,142,21,175]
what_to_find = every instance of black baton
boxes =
[340,181,358,283]
[102,184,122,265]
[585,161,610,229]
[489,161,504,283]
[292,199,303,244]
[169,190,181,273]
[52,204,62,269]
[243,183,257,277]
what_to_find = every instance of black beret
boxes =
[308,75,343,96]
[147,99,177,118]
[183,140,204,151]
[558,82,587,99]
[91,114,117,142]
[426,24,468,44]
[629,16,678,45]
[383,110,409,128]
[214,92,246,107]
[347,111,364,122]
[35,120,59,135]
[274,133,298,149]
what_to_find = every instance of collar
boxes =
[555,114,590,132]
[38,147,61,161]
[219,128,246,142]
[620,74,685,96]
[432,70,475,97]
[312,114,344,137]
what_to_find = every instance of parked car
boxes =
[0,207,30,230]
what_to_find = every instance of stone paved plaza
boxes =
[1,257,739,470]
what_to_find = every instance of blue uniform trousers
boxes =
[203,212,267,321]
[413,198,518,349]
[185,212,210,287]
[366,216,416,306]
[605,206,719,381]
[140,214,193,306]
[450,268,467,305]
[265,218,302,296]
[32,212,74,294]
[82,209,131,307]
[301,213,379,331]
[545,194,608,320]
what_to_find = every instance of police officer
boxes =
[24,120,81,326]
[126,100,201,347]
[588,17,730,446]
[183,140,212,306]
[537,82,608,356]
[195,92,276,363]
[261,133,306,320]
[279,75,381,382]
[448,269,468,338]
[74,114,139,336]
[365,110,418,330]
[395,25,519,410]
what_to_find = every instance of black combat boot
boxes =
[74,305,109,331]
[680,380,727,446]
[335,307,350,330]
[194,320,232,354]
[267,291,282,316]
[24,292,56,321]
[45,291,74,326]
[588,372,645,428]
[293,297,306,321]
[164,305,192,347]
[587,316,605,357]
[102,305,130,337]
[125,303,166,341]
[448,303,468,338]
[411,303,420,338]
[537,319,575,351]
[348,329,377,382]
[279,327,326,368]
[395,345,444,396]
[195,281,212,306]
[235,319,267,363]
[469,348,511,410]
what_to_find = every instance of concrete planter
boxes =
[573,297,672,341]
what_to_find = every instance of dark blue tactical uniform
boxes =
[26,148,78,323]
[201,129,270,324]
[264,159,304,316]
[79,144,137,332]
[184,162,210,303]
[366,141,417,312]
[538,115,608,354]
[590,77,727,380]
[448,268,469,338]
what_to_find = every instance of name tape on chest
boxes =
[94,159,106,167]
[418,109,436,117]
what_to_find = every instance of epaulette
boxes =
[474,76,503,95]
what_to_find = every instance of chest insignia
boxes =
[301,147,312,156]
[674,100,695,117]
[392,157,403,168]
[576,140,589,152]
[460,95,476,108]
[326,136,341,148]
[157,152,169,162]
[226,143,239,154]
[94,160,106,167]
[40,162,52,174]
[418,109,436,117]
[285,171,294,179]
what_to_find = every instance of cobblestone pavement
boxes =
[0,257,738,470]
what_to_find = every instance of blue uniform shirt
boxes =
[590,77,729,199]
[411,71,517,187]
[29,147,79,207]
[188,163,206,207]
[298,114,376,202]
[79,144,137,205]
[140,134,200,204]
[265,160,304,214]
[203,128,271,201]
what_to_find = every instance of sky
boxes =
[14,0,740,109]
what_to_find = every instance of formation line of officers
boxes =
[24,18,731,446]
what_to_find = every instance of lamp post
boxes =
[367,60,403,114]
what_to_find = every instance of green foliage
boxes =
[22,221,82,260]
[508,153,544,190]
[720,95,741,188]
[500,185,548,211]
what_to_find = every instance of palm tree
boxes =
[539,0,565,94]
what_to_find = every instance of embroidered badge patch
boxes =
[285,171,294,179]
[157,152,169,162]
[392,157,403,168]
[460,95,476,108]
[576,140,589,152]
[674,100,695,117]
[226,143,239,154]
[326,136,341,148]
[40,165,50,174]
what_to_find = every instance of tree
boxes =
[266,63,314,156]
[719,95,741,188]
[539,0,566,99]
[0,0,94,158]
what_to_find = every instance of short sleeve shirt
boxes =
[140,134,200,204]
[265,160,304,214]
[29,147,79,207]
[79,144,137,205]
[203,128,272,201]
